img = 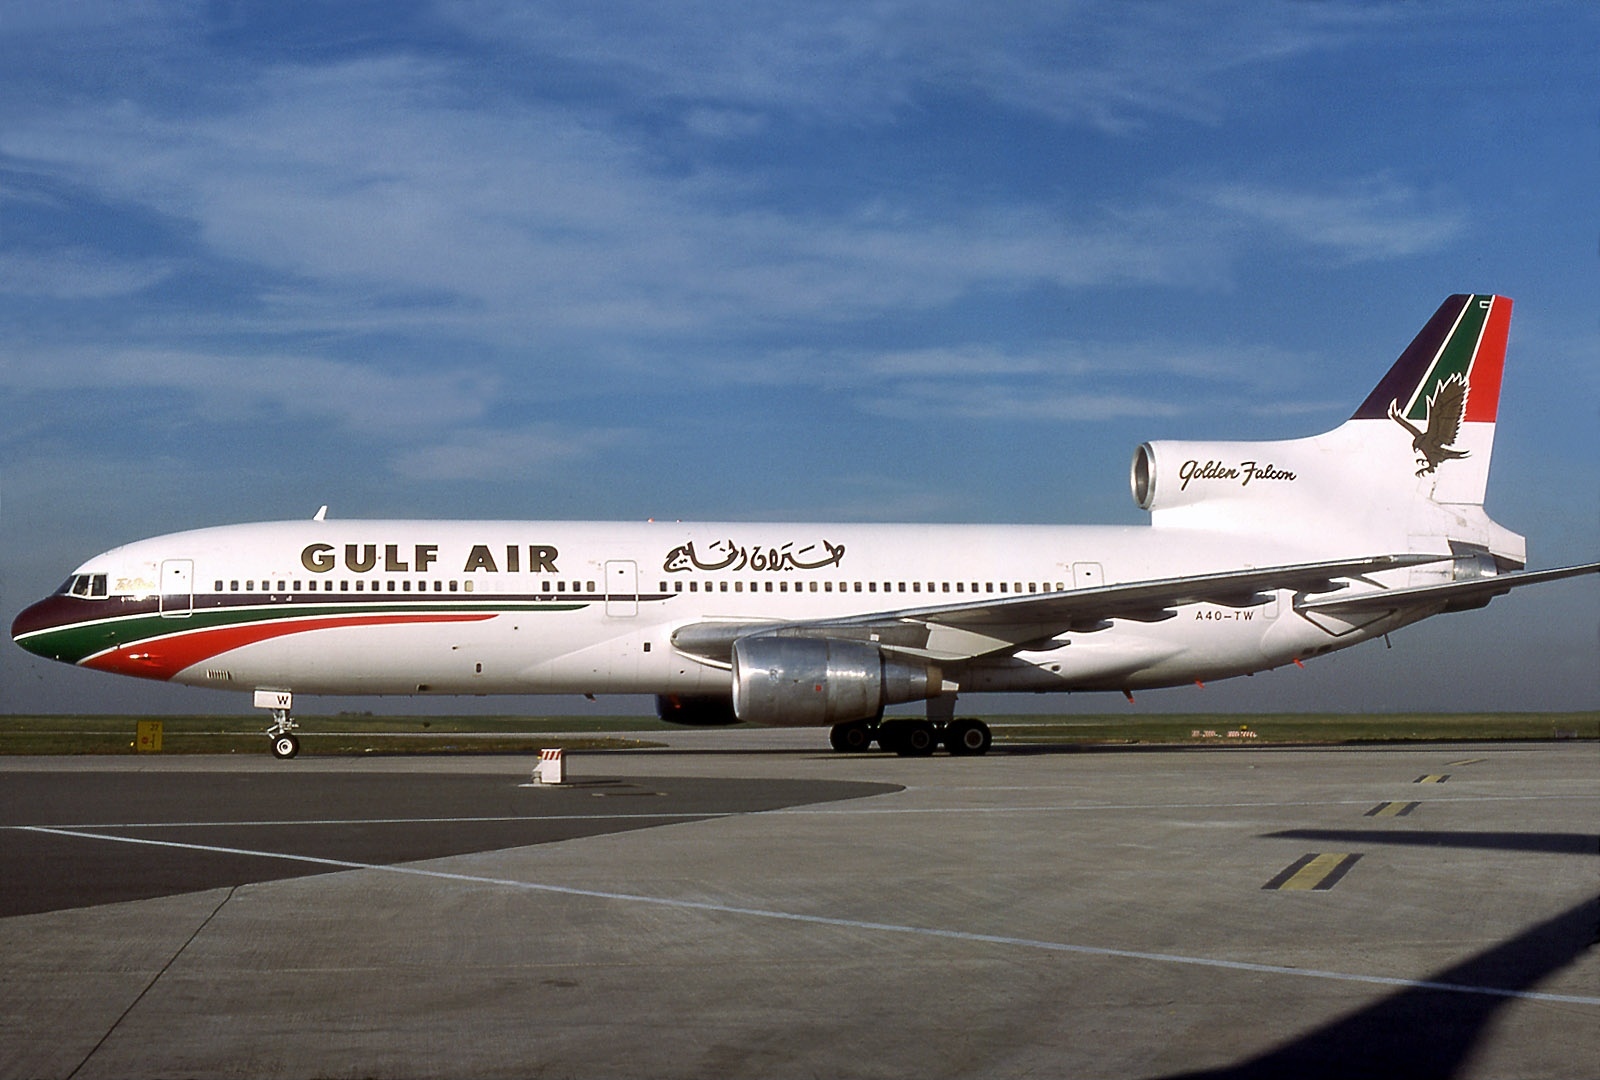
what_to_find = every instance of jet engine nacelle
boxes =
[1131,439,1309,516]
[730,637,942,727]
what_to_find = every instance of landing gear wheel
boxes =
[891,721,937,758]
[830,721,876,753]
[271,733,300,759]
[945,719,992,756]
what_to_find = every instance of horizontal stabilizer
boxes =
[1294,562,1600,615]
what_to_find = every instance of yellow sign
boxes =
[136,720,163,753]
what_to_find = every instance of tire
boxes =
[896,721,937,757]
[271,733,300,759]
[830,721,875,752]
[945,719,992,756]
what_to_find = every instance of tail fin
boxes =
[1349,294,1511,505]
[1134,295,1518,550]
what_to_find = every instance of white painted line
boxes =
[21,825,1599,1008]
[10,791,1593,832]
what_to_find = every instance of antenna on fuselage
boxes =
[313,505,328,522]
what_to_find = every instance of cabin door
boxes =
[159,559,193,618]
[605,560,638,617]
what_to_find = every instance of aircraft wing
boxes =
[671,553,1443,664]
[1293,561,1600,616]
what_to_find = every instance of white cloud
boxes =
[0,345,495,434]
[0,249,176,299]
[445,1,1393,133]
[1199,178,1464,261]
[390,425,633,482]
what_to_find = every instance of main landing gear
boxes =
[828,718,992,757]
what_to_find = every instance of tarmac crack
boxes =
[65,884,237,1080]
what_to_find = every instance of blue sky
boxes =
[3,1,1596,716]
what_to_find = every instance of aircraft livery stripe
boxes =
[79,612,500,681]
[1462,295,1509,422]
[1400,294,1490,421]
[13,594,631,666]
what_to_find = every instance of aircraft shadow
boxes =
[1152,889,1596,1078]
[1269,828,1598,857]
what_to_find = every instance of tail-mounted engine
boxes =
[730,637,942,727]
[1132,439,1307,515]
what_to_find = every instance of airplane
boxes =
[12,294,1598,759]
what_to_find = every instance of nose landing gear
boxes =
[255,689,300,759]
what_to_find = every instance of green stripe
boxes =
[19,601,588,666]
[1405,293,1490,420]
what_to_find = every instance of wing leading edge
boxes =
[671,553,1447,665]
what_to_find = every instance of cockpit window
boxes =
[58,574,109,599]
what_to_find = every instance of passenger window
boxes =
[246,581,255,591]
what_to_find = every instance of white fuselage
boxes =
[55,517,1412,709]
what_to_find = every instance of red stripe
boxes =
[1465,295,1511,423]
[82,612,496,681]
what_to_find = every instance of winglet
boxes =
[1352,295,1511,423]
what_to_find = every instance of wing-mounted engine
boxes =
[730,637,943,727]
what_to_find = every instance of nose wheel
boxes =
[262,699,300,759]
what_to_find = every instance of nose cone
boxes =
[12,595,84,663]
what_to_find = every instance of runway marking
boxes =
[12,791,1593,833]
[1263,852,1363,891]
[1415,774,1450,784]
[1446,758,1487,767]
[19,826,1600,1008]
[1364,801,1420,818]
